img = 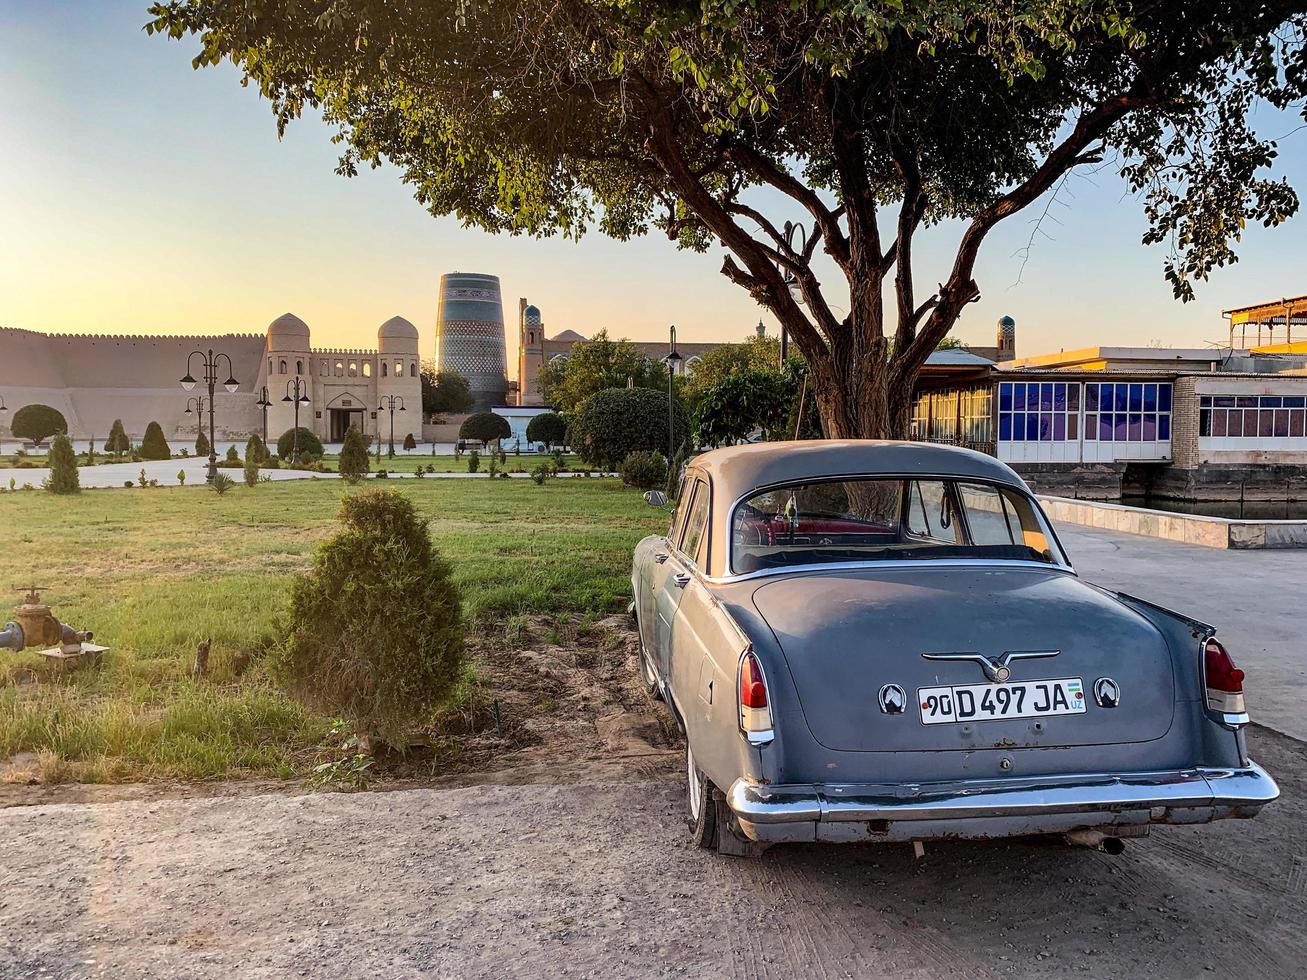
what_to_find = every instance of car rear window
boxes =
[731,477,1064,574]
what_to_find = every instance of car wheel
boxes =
[640,645,663,701]
[686,743,718,849]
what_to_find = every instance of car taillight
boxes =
[1204,637,1246,716]
[738,650,773,742]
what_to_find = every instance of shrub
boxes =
[140,421,171,460]
[123,480,134,488]
[403,433,417,453]
[619,450,668,490]
[273,489,464,746]
[245,434,269,465]
[526,411,568,450]
[570,387,687,472]
[11,404,67,445]
[488,456,500,478]
[338,425,371,483]
[194,429,210,458]
[530,463,549,485]
[210,473,236,495]
[44,434,80,495]
[466,449,480,473]
[693,369,793,447]
[178,469,187,485]
[277,427,323,462]
[458,411,511,449]
[225,445,240,464]
[107,419,131,457]
[243,455,260,487]
[264,456,281,469]
[85,436,96,465]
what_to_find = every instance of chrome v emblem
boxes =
[921,650,1059,684]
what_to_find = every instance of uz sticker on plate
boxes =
[918,678,1086,725]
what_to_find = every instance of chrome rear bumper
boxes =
[727,763,1279,843]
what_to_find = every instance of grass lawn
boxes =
[0,478,665,784]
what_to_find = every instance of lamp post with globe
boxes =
[378,394,405,459]
[0,394,8,457]
[180,350,239,482]
[662,325,682,465]
[282,378,311,464]
[255,387,272,445]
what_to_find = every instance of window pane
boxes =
[1013,385,1026,411]
[958,484,1016,546]
[1026,414,1040,440]
[1291,412,1305,437]
[1211,410,1227,437]
[1067,414,1078,440]
[1285,396,1305,409]
[1275,409,1290,437]
[999,414,1012,441]
[679,482,711,564]
[1142,414,1157,441]
[1259,410,1275,437]
[1213,395,1235,408]
[1159,385,1172,412]
[1200,395,1213,408]
[1200,409,1212,437]
[1053,414,1066,440]
[1128,384,1142,411]
[1264,396,1283,408]
[1039,383,1053,411]
[1100,414,1115,441]
[1237,396,1257,408]
[1115,384,1129,412]
[1158,415,1170,441]
[1115,414,1128,441]
[999,384,1013,412]
[1085,384,1099,411]
[1228,411,1243,437]
[1083,414,1096,440]
[1053,384,1066,412]
[1067,384,1080,411]
[1244,409,1258,434]
[1144,384,1157,412]
[1128,413,1141,441]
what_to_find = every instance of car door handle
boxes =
[672,572,691,588]
[654,552,669,563]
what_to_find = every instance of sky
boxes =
[4,2,1307,368]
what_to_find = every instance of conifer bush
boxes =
[273,489,464,747]
[44,433,80,495]
[194,429,210,457]
[338,425,370,483]
[140,421,171,460]
[107,419,131,457]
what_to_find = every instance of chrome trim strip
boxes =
[921,650,1060,683]
[727,762,1280,826]
[704,558,1075,587]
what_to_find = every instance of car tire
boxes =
[686,744,718,849]
[640,645,663,701]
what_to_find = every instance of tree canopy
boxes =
[11,404,67,444]
[681,334,783,407]
[537,330,670,413]
[421,363,475,416]
[525,411,569,449]
[459,411,511,448]
[149,0,1307,438]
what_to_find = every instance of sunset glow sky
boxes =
[4,3,1307,366]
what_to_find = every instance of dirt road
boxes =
[1,727,1304,980]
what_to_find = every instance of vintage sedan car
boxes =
[630,441,1278,855]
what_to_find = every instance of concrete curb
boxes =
[1039,495,1307,550]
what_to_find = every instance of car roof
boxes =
[684,441,1033,578]
[688,440,1028,497]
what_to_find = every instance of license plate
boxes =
[918,678,1085,725]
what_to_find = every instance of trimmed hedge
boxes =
[277,427,324,461]
[139,421,171,460]
[11,404,67,444]
[459,411,511,447]
[570,388,687,472]
[525,411,568,449]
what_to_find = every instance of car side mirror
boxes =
[643,490,669,508]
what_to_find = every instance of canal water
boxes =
[1119,497,1307,520]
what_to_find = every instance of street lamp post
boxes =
[281,378,310,464]
[663,325,683,465]
[180,349,239,482]
[183,397,207,458]
[0,394,8,457]
[378,395,406,459]
[255,387,272,446]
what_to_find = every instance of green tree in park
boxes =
[140,421,172,460]
[44,433,80,495]
[693,369,795,448]
[10,404,67,445]
[151,1,1307,439]
[402,432,417,454]
[106,419,132,458]
[420,363,475,416]
[525,411,568,451]
[681,335,783,408]
[570,388,688,471]
[536,331,669,413]
[338,424,371,483]
[245,433,269,465]
[193,428,210,458]
[459,412,511,450]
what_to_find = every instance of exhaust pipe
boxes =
[1065,829,1130,853]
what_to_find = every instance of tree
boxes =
[277,427,324,462]
[10,404,66,445]
[458,412,511,450]
[273,489,464,747]
[140,421,172,460]
[338,424,371,482]
[571,388,688,471]
[525,411,568,450]
[150,2,1307,440]
[193,428,209,458]
[107,419,131,458]
[420,363,474,416]
[536,330,670,413]
[45,433,80,495]
[403,432,417,453]
[694,369,794,447]
[682,335,783,407]
[245,434,270,465]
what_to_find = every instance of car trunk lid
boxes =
[751,565,1175,753]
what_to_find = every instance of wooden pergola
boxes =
[1223,294,1307,348]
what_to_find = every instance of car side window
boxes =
[678,480,711,569]
[905,480,962,543]
[668,476,692,540]
[957,482,1023,546]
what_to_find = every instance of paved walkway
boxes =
[2,458,607,489]
[1056,522,1307,740]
